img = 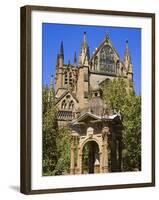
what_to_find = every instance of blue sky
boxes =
[42,23,141,95]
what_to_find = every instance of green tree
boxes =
[122,94,141,171]
[42,85,58,176]
[102,78,141,171]
[53,126,71,175]
[42,85,71,175]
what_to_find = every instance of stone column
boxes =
[102,127,109,173]
[99,152,103,173]
[78,152,83,174]
[70,135,75,174]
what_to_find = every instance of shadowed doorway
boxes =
[82,141,100,174]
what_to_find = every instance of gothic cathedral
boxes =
[54,32,134,174]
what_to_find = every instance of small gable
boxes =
[56,90,79,111]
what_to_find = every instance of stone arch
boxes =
[105,78,111,84]
[82,140,100,174]
[70,130,110,174]
[80,138,102,155]
[76,137,101,174]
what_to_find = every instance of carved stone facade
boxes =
[54,32,133,174]
[69,112,123,174]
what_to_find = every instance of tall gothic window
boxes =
[69,72,73,87]
[94,56,98,71]
[121,67,123,75]
[116,60,120,74]
[64,72,68,85]
[99,45,115,73]
[61,100,67,110]
[69,100,74,110]
[64,70,74,89]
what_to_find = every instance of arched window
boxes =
[121,67,123,75]
[66,95,70,99]
[61,100,67,110]
[90,62,93,70]
[99,45,115,73]
[69,72,73,87]
[94,56,98,71]
[69,100,74,110]
[105,78,111,84]
[116,60,120,74]
[64,72,68,85]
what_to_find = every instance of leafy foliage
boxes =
[42,86,58,175]
[53,126,71,175]
[122,94,141,171]
[42,86,71,176]
[82,145,89,173]
[102,78,141,171]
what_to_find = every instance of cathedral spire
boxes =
[124,40,133,88]
[79,32,90,66]
[49,74,54,103]
[55,42,64,91]
[83,31,87,48]
[59,41,64,59]
[124,40,131,64]
[124,40,133,74]
[56,41,64,69]
[74,51,77,64]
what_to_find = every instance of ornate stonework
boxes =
[69,112,123,174]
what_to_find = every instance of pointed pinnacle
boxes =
[74,51,77,64]
[83,32,87,48]
[125,40,129,53]
[60,41,64,55]
[105,32,110,41]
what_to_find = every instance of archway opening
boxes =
[82,141,100,174]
